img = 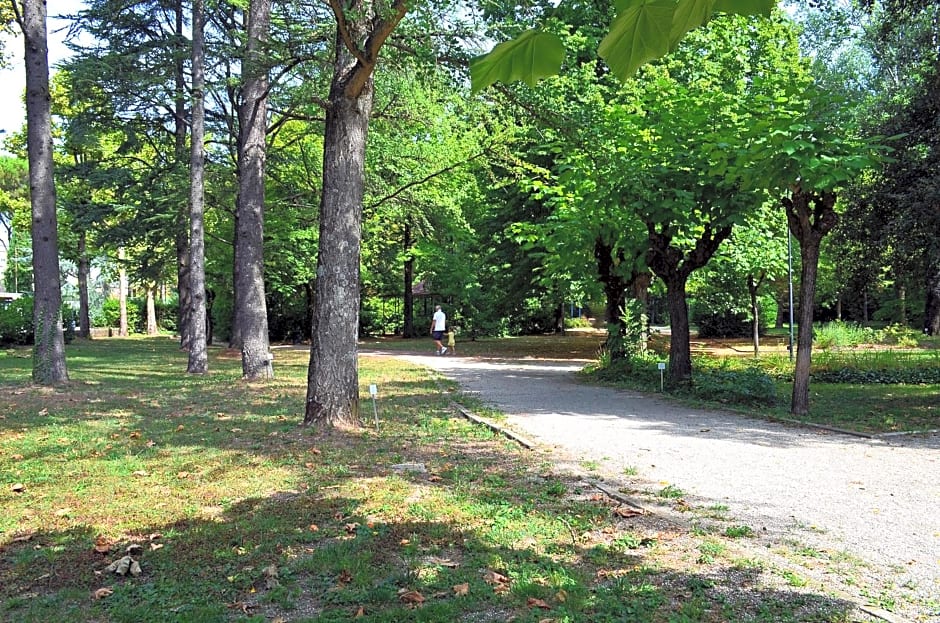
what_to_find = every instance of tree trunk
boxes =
[174,0,192,351]
[925,258,940,336]
[21,0,68,384]
[305,0,406,428]
[305,47,375,428]
[646,222,732,386]
[77,230,91,339]
[234,0,273,380]
[897,282,907,326]
[187,0,208,374]
[633,271,651,352]
[747,273,762,356]
[784,186,838,416]
[146,286,158,335]
[402,222,415,337]
[118,247,129,336]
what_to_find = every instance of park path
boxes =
[388,351,940,618]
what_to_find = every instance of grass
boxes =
[0,336,891,622]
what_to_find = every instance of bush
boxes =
[94,297,142,332]
[690,367,778,406]
[878,323,921,348]
[564,316,593,329]
[0,296,33,345]
[813,321,876,350]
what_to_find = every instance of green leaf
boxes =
[670,0,716,49]
[599,0,676,80]
[469,30,565,93]
[713,0,776,15]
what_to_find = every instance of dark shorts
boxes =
[432,331,444,341]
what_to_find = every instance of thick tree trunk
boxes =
[784,187,838,416]
[305,0,406,428]
[646,222,732,386]
[21,0,68,384]
[187,0,208,374]
[925,258,940,336]
[305,54,374,429]
[77,230,91,339]
[402,222,415,337]
[234,0,272,380]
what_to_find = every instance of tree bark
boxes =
[20,0,68,384]
[234,0,273,380]
[784,186,838,416]
[118,247,129,336]
[304,0,407,428]
[402,222,415,337]
[174,0,192,351]
[187,0,208,374]
[747,272,765,356]
[924,257,940,336]
[146,286,158,335]
[77,230,91,339]
[646,222,732,385]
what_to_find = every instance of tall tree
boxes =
[234,0,273,380]
[14,0,68,384]
[304,0,407,428]
[187,0,208,373]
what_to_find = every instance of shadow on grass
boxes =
[1,478,868,623]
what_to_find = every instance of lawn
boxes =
[0,337,916,621]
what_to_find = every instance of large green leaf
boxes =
[469,29,565,93]
[599,0,676,81]
[670,0,716,49]
[713,0,775,15]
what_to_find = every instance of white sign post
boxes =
[657,362,666,392]
[369,384,379,428]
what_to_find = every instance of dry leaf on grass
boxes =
[398,589,425,607]
[354,606,365,617]
[613,506,644,518]
[92,587,113,600]
[453,583,469,596]
[10,483,25,493]
[527,597,551,609]
[93,536,111,553]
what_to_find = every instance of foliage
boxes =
[0,296,33,345]
[94,297,141,332]
[688,366,779,406]
[564,316,593,329]
[813,321,878,350]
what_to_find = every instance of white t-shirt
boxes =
[432,310,446,331]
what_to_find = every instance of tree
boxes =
[233,0,273,380]
[304,0,408,428]
[749,86,891,415]
[14,0,68,384]
[187,0,208,373]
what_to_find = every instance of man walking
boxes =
[430,305,447,355]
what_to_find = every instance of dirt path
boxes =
[390,351,940,621]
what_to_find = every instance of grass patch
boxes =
[0,337,890,621]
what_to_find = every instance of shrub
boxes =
[564,316,593,329]
[813,321,876,350]
[878,323,921,348]
[0,296,33,345]
[95,297,142,332]
[690,367,778,406]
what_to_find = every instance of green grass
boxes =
[0,337,903,621]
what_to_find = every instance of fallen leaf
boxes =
[38,408,48,416]
[427,556,459,568]
[310,447,322,455]
[12,533,33,543]
[175,425,185,432]
[149,542,164,551]
[354,606,365,617]
[483,569,509,586]
[453,583,469,596]
[145,440,156,448]
[10,454,24,461]
[337,570,353,585]
[92,587,113,600]
[132,470,149,477]
[308,524,319,532]
[398,589,425,606]
[555,589,568,602]
[94,535,111,553]
[304,462,315,468]
[177,471,190,479]
[129,431,141,439]
[613,506,644,518]
[10,483,25,493]
[527,597,551,609]
[345,522,360,534]
[428,475,443,482]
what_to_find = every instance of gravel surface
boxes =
[398,353,940,621]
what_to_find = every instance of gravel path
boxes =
[396,353,940,620]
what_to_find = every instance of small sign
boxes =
[369,384,378,396]
[657,362,666,370]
